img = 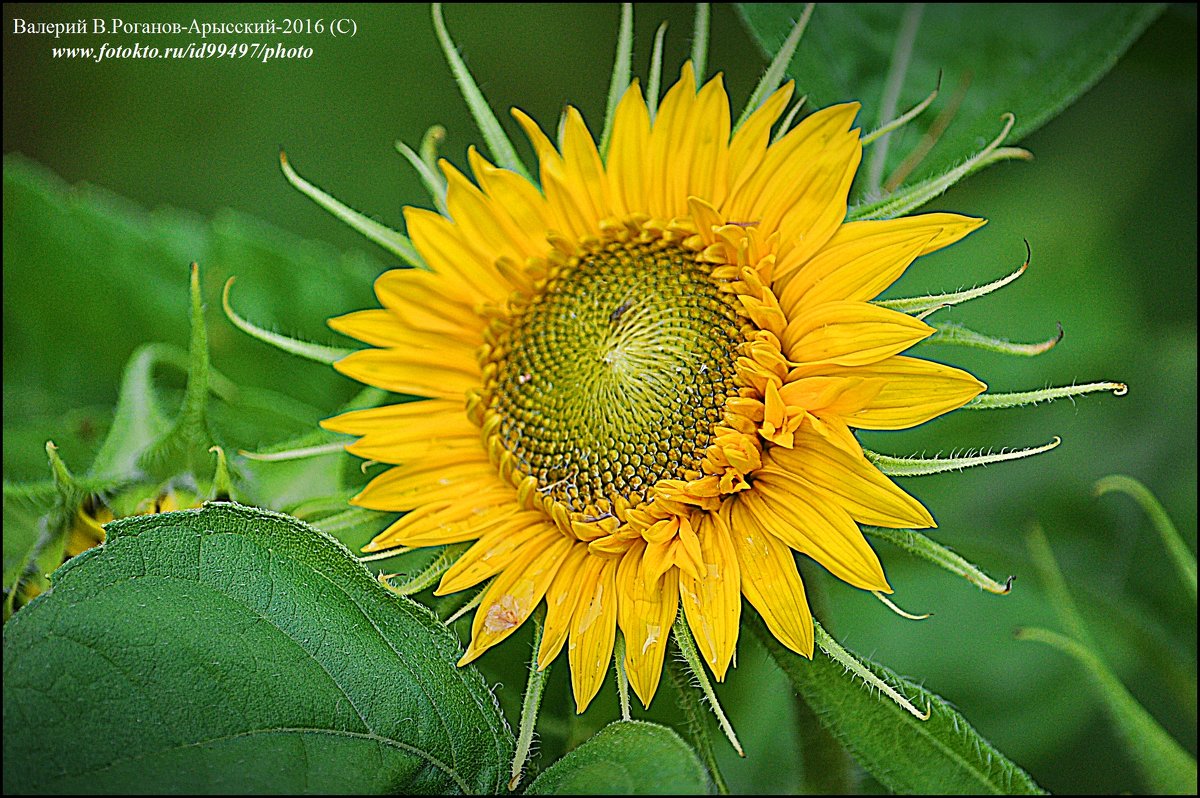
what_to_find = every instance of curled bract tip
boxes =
[1112,383,1129,396]
[873,590,932,620]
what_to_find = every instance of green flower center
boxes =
[485,235,745,513]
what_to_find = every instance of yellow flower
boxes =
[324,66,986,712]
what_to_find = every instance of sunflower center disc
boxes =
[489,237,744,512]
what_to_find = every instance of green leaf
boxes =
[526,720,711,795]
[3,502,513,794]
[736,4,1164,195]
[748,612,1045,795]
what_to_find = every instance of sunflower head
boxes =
[324,63,988,712]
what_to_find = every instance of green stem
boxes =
[509,610,549,791]
[865,3,925,194]
[614,631,632,721]
[672,614,744,756]
[1016,627,1197,794]
[1025,524,1095,648]
[690,3,710,81]
[600,3,634,156]
[1095,475,1196,603]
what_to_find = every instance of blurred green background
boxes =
[3,3,1195,794]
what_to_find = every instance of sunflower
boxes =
[322,64,987,712]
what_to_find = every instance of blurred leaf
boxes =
[2,502,513,794]
[526,720,711,795]
[749,612,1044,795]
[737,4,1164,196]
[2,482,58,618]
[86,344,178,483]
[2,156,379,480]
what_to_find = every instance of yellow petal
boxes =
[778,213,985,314]
[320,399,462,435]
[616,542,679,707]
[436,516,558,595]
[352,455,496,511]
[803,413,864,457]
[647,64,698,218]
[460,534,574,665]
[569,555,619,712]
[538,543,591,668]
[330,314,480,371]
[683,75,732,208]
[606,81,651,217]
[789,355,986,430]
[744,476,891,592]
[468,148,554,253]
[726,103,859,248]
[512,109,594,238]
[329,405,477,461]
[404,207,511,301]
[347,432,480,465]
[725,500,814,657]
[782,300,933,366]
[778,376,886,418]
[327,309,409,348]
[642,537,675,585]
[768,426,935,529]
[372,269,482,344]
[726,83,794,204]
[679,512,741,679]
[442,157,542,265]
[364,494,519,550]
[333,347,478,400]
[511,107,562,172]
[560,106,613,223]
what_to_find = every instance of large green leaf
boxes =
[749,613,1044,795]
[736,4,1164,196]
[3,502,513,794]
[526,720,711,795]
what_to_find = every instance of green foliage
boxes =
[737,3,1165,196]
[1021,520,1197,793]
[526,720,711,795]
[1016,627,1197,794]
[1095,475,1197,602]
[2,155,378,475]
[749,612,1044,795]
[3,502,513,794]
